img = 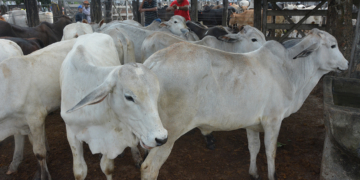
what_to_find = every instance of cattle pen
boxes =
[0,0,360,180]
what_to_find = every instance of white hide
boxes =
[60,33,167,180]
[0,39,77,179]
[61,22,94,40]
[0,39,24,63]
[140,29,348,180]
[141,25,266,61]
[99,15,196,63]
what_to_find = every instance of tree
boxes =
[24,0,40,27]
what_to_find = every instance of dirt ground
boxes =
[0,83,325,180]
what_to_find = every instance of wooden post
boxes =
[52,2,62,22]
[91,0,102,23]
[132,0,141,23]
[349,1,360,78]
[25,0,40,27]
[105,0,112,22]
[191,0,198,21]
[253,0,261,30]
[222,0,228,26]
[261,0,267,36]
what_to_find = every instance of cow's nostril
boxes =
[155,137,168,146]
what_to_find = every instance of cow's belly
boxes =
[0,118,30,141]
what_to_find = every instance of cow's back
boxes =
[144,42,270,130]
[0,39,23,62]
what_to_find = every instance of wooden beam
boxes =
[279,0,326,42]
[253,0,261,30]
[267,23,326,30]
[267,10,327,16]
[222,0,228,26]
[262,0,268,35]
[191,0,198,22]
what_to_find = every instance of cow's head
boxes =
[61,22,94,40]
[287,29,348,72]
[159,15,189,36]
[218,25,266,52]
[67,63,168,150]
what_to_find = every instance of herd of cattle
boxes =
[0,12,349,180]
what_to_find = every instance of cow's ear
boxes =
[288,39,320,59]
[66,79,115,113]
[218,34,241,43]
[99,19,105,27]
[159,22,168,27]
[82,19,88,23]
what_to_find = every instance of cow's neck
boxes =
[284,53,325,114]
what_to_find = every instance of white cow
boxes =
[99,15,196,63]
[60,33,168,180]
[61,22,94,40]
[140,29,348,180]
[0,39,23,62]
[0,39,77,180]
[141,25,266,61]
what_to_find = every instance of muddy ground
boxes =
[0,83,325,180]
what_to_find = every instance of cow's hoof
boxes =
[250,175,260,180]
[204,134,216,150]
[6,170,16,175]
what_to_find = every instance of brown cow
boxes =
[0,16,5,22]
[0,15,72,46]
[0,37,44,55]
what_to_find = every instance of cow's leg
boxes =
[100,154,114,180]
[28,119,51,180]
[66,125,87,180]
[198,127,215,150]
[263,120,282,180]
[7,134,25,174]
[246,129,261,180]
[141,140,175,180]
[130,146,143,169]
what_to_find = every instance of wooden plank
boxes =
[253,0,261,30]
[267,23,326,30]
[279,0,326,42]
[267,10,327,16]
[222,0,228,26]
[262,0,268,35]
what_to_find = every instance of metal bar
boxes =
[267,23,326,30]
[267,10,327,16]
[279,0,326,42]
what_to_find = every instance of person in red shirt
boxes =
[166,0,191,21]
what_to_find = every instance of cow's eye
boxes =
[125,95,134,102]
[174,21,177,23]
[331,45,336,49]
[251,38,257,42]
